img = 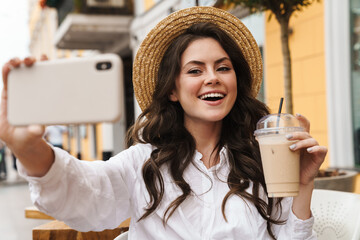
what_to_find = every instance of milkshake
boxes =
[254,113,304,198]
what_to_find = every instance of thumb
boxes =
[295,113,310,133]
[27,124,45,137]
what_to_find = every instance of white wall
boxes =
[325,0,354,167]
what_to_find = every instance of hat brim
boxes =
[133,6,263,111]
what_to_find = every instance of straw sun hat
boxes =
[133,6,263,111]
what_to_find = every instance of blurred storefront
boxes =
[28,0,134,160]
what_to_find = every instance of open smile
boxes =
[198,92,225,101]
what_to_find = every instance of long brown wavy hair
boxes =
[126,22,284,239]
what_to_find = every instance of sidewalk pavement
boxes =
[0,149,49,240]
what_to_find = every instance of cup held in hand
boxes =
[254,113,304,198]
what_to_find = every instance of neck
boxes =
[184,120,222,168]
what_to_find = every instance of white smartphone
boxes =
[7,54,123,126]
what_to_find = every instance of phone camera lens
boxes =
[96,62,112,70]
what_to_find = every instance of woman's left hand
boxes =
[287,114,328,186]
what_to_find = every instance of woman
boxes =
[0,6,326,239]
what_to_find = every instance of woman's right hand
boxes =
[0,56,55,177]
[1,57,44,145]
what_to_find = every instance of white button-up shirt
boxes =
[18,143,315,239]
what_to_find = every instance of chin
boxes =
[206,113,228,122]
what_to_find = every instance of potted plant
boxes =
[314,169,358,192]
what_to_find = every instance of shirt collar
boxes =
[194,146,228,172]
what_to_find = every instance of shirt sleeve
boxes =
[17,145,148,232]
[272,197,317,240]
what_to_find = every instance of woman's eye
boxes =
[217,67,231,72]
[188,69,201,74]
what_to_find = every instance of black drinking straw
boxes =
[278,98,284,115]
[276,97,284,130]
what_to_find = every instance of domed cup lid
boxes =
[254,113,304,136]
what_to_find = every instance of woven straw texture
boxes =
[133,6,263,111]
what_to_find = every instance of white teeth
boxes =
[199,93,225,100]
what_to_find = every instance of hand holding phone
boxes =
[1,57,47,149]
[0,56,57,177]
[7,54,123,126]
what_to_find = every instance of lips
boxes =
[198,92,225,101]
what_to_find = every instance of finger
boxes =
[307,145,328,155]
[296,113,310,132]
[0,88,10,141]
[1,59,20,91]
[289,138,319,151]
[0,89,8,119]
[9,58,21,68]
[2,57,31,91]
[23,57,36,67]
[2,62,12,91]
[286,131,311,141]
[40,54,48,61]
[306,146,328,168]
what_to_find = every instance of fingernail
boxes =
[289,144,296,150]
[296,113,301,117]
[307,147,314,153]
[286,134,293,139]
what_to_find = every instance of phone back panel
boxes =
[8,54,123,126]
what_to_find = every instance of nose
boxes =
[204,70,220,85]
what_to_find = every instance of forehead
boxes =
[181,38,229,62]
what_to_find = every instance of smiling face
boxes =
[169,37,237,129]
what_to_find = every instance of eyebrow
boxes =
[183,57,231,67]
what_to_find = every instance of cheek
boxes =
[179,80,201,97]
[228,77,238,106]
[227,75,238,94]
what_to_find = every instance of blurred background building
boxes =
[262,0,359,176]
[27,0,360,192]
[28,0,133,160]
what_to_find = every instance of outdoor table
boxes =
[25,206,130,240]
[25,206,55,220]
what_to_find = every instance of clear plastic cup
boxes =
[254,113,304,198]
